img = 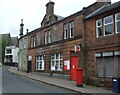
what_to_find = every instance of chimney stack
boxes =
[46,0,55,14]
[19,19,24,38]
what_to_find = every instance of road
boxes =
[2,66,79,94]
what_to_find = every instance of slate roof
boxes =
[0,33,18,47]
[11,37,18,47]
[86,1,120,19]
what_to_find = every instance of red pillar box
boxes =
[76,68,83,87]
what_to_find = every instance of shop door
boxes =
[27,61,32,73]
[70,52,79,80]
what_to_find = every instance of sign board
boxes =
[103,52,113,57]
[28,56,32,61]
[64,60,70,70]
[74,45,80,52]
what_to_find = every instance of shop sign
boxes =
[64,60,70,70]
[28,56,32,61]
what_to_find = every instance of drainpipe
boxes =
[82,7,88,84]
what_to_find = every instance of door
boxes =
[70,52,79,80]
[27,61,32,73]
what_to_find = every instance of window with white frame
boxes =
[104,15,114,36]
[115,12,120,33]
[64,23,68,39]
[36,55,44,70]
[96,19,102,37]
[70,21,74,38]
[51,53,63,71]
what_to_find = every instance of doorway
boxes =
[70,52,79,80]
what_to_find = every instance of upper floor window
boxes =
[31,35,36,48]
[45,31,47,44]
[48,30,52,43]
[64,23,68,39]
[70,21,74,38]
[115,12,120,33]
[6,49,12,54]
[44,30,52,44]
[96,19,102,37]
[104,15,114,36]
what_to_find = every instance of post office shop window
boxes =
[96,19,102,37]
[115,12,120,33]
[51,53,63,71]
[104,15,114,36]
[36,55,44,70]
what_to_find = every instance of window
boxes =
[115,12,120,33]
[70,21,74,38]
[6,49,12,54]
[104,57,115,78]
[45,32,47,44]
[51,53,63,71]
[44,30,52,44]
[64,23,68,39]
[96,19,102,37]
[95,52,118,78]
[96,57,104,77]
[36,55,44,70]
[30,36,36,48]
[48,30,51,43]
[104,15,114,36]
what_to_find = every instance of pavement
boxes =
[8,67,120,95]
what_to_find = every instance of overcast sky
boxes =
[0,0,119,37]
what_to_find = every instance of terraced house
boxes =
[27,0,109,82]
[85,1,120,89]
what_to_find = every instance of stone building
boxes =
[18,19,28,72]
[85,1,120,89]
[27,1,109,81]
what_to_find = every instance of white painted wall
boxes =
[5,46,19,63]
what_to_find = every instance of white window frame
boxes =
[64,23,68,39]
[96,19,102,38]
[51,53,63,71]
[70,21,74,38]
[115,12,120,34]
[36,55,44,70]
[104,15,114,36]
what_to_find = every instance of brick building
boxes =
[27,1,109,81]
[85,1,120,89]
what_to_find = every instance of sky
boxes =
[0,0,119,37]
